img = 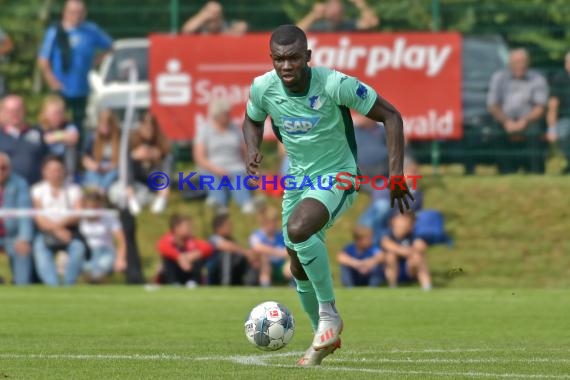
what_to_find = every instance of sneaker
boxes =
[151,196,167,214]
[297,339,341,366]
[312,314,343,351]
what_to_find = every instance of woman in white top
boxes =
[79,190,127,282]
[31,155,86,286]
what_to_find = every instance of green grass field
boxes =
[1,287,569,379]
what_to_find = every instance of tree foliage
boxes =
[282,0,570,75]
[1,0,568,118]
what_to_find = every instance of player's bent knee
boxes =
[287,220,312,244]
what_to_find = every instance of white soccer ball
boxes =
[244,301,295,351]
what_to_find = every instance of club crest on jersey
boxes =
[308,95,323,110]
[356,82,368,100]
[281,116,320,135]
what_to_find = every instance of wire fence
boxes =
[2,0,568,173]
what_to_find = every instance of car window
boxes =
[104,46,149,83]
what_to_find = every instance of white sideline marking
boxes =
[2,351,569,379]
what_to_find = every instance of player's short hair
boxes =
[270,24,307,49]
[170,213,191,231]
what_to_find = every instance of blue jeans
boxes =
[83,169,119,192]
[33,234,86,286]
[340,264,384,287]
[203,172,252,207]
[83,246,115,279]
[0,237,33,285]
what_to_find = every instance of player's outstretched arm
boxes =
[365,94,414,213]
[242,114,265,184]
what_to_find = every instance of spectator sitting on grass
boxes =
[353,112,388,195]
[37,94,80,181]
[337,225,384,287]
[0,152,34,285]
[381,212,432,291]
[192,98,255,214]
[358,157,423,239]
[206,212,258,286]
[156,213,213,287]
[82,110,120,194]
[249,206,292,287]
[31,155,86,286]
[79,190,127,283]
[124,112,172,215]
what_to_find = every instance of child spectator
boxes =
[381,212,432,291]
[337,225,384,287]
[249,206,292,287]
[37,95,80,180]
[79,190,127,282]
[82,109,120,193]
[156,213,213,286]
[206,212,258,286]
[125,112,172,215]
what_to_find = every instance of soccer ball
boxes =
[244,301,295,351]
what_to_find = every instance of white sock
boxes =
[318,301,338,317]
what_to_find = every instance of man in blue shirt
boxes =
[0,95,48,185]
[38,0,112,146]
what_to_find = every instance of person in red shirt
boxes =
[156,213,213,286]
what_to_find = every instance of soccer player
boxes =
[242,24,413,366]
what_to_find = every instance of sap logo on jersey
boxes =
[282,116,321,134]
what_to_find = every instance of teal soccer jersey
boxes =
[246,66,377,179]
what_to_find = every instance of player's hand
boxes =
[246,150,263,186]
[389,177,414,214]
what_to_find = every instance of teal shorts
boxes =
[281,174,358,248]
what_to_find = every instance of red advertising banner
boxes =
[149,32,462,141]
